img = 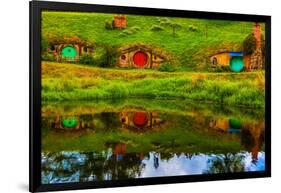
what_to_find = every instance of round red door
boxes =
[133,112,148,127]
[133,51,148,67]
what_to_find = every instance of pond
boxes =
[41,99,265,184]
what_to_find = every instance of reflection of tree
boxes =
[41,117,52,137]
[184,153,194,160]
[97,112,121,131]
[153,153,160,169]
[204,153,245,174]
[105,153,145,180]
[42,152,88,183]
[160,152,174,161]
[41,151,146,183]
[241,126,264,162]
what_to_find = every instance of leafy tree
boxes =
[161,19,181,37]
[167,21,182,37]
[102,45,118,67]
[243,33,257,56]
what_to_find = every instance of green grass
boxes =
[42,62,265,107]
[42,11,263,68]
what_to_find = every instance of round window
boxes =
[121,54,126,60]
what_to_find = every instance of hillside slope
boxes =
[42,11,261,69]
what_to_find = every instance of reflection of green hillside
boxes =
[42,123,242,154]
[42,100,264,154]
[42,98,264,122]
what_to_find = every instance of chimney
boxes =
[113,15,127,29]
[253,22,261,49]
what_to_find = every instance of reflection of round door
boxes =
[230,56,244,72]
[61,46,77,61]
[133,112,148,127]
[61,117,78,129]
[133,51,148,67]
[229,118,242,130]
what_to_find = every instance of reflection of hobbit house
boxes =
[47,36,94,62]
[210,23,264,72]
[117,44,168,69]
[208,116,264,161]
[120,110,165,131]
[51,115,95,130]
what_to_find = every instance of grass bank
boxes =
[42,62,265,107]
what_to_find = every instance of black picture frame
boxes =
[30,1,271,192]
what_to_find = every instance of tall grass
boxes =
[42,62,265,107]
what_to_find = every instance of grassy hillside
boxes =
[41,12,265,107]
[42,62,265,107]
[42,11,261,69]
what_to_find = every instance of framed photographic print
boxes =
[30,1,271,192]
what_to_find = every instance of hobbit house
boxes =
[210,22,264,72]
[47,36,94,62]
[117,43,168,69]
[210,51,248,72]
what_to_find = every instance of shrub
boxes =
[156,17,162,23]
[41,54,56,62]
[105,20,114,30]
[119,26,140,37]
[41,36,49,52]
[243,33,256,55]
[150,25,164,31]
[79,55,95,65]
[130,26,141,32]
[210,65,232,72]
[159,17,170,25]
[158,62,176,72]
[188,25,198,32]
[96,45,118,67]
[119,30,133,37]
[161,20,182,37]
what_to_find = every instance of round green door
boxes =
[61,46,77,61]
[230,56,244,72]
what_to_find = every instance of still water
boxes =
[41,99,265,184]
